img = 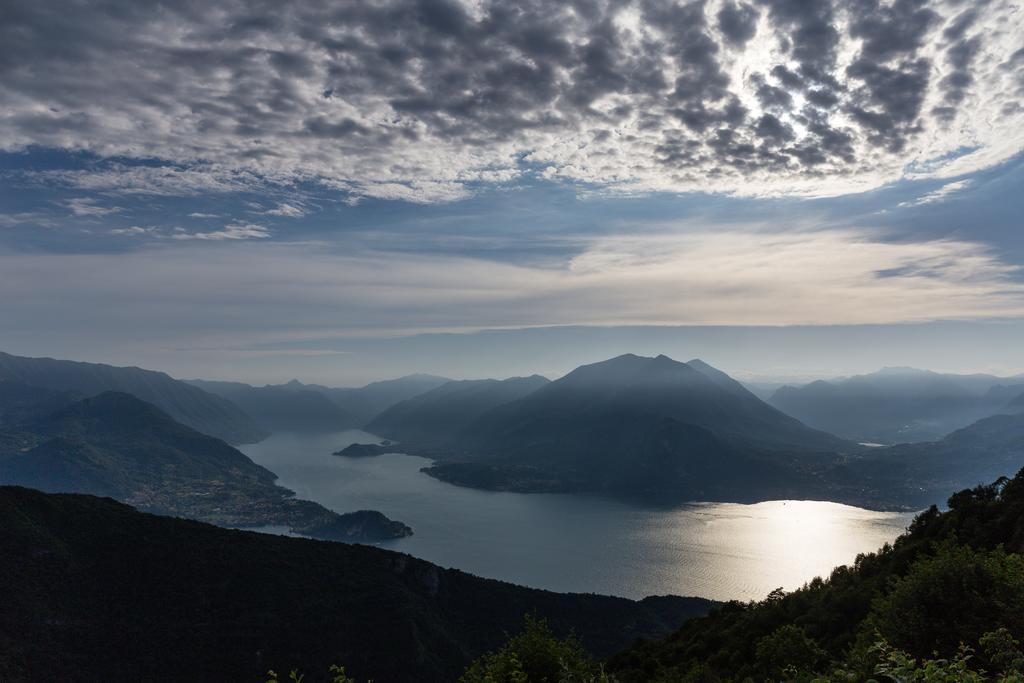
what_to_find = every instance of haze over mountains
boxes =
[366,375,551,446]
[4,347,1024,519]
[0,391,410,541]
[0,352,266,444]
[768,367,1024,444]
[358,354,1024,509]
[190,374,452,433]
[187,379,354,433]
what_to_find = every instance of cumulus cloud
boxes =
[0,0,1020,202]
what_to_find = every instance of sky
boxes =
[1,0,1023,385]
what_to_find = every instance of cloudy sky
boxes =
[1,0,1023,384]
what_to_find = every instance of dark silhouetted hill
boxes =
[0,486,714,682]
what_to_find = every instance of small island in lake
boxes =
[334,441,395,457]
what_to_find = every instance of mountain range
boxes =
[0,391,410,542]
[768,367,1024,444]
[0,485,713,682]
[294,374,453,425]
[190,374,452,433]
[0,352,266,444]
[187,379,354,433]
[361,354,1024,510]
[5,348,1024,513]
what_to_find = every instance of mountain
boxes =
[366,375,550,445]
[1008,391,1024,413]
[422,354,854,503]
[0,486,714,682]
[188,379,354,433]
[769,367,1024,444]
[608,469,1024,681]
[462,355,847,453]
[299,374,453,426]
[0,379,80,425]
[0,392,410,542]
[0,352,266,444]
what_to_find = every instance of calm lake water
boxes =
[242,430,916,602]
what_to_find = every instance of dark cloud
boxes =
[847,0,939,62]
[935,35,982,120]
[717,2,760,47]
[758,0,841,83]
[847,58,931,152]
[842,0,942,151]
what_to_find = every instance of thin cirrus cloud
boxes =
[898,179,971,207]
[170,223,272,241]
[64,197,122,217]
[263,203,310,218]
[1,0,1021,203]
[0,227,1020,351]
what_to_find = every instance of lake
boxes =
[242,430,916,602]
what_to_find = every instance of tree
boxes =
[868,543,1024,658]
[754,624,826,680]
[460,615,615,683]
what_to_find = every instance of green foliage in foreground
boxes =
[606,471,1024,682]
[266,664,362,683]
[272,622,1024,682]
[459,616,615,683]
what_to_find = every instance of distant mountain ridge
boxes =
[191,373,453,432]
[0,379,81,425]
[300,374,453,425]
[839,410,1024,508]
[0,391,410,542]
[769,367,1024,444]
[366,375,550,445]
[0,352,266,444]
[187,379,353,433]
